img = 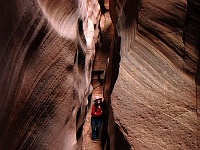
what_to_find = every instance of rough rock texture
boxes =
[0,0,101,149]
[105,0,200,149]
[1,0,200,150]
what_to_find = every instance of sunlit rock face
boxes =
[0,0,100,149]
[105,0,200,149]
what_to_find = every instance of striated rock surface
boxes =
[105,0,200,149]
[0,0,101,149]
[0,0,200,149]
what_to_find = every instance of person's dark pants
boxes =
[91,117,102,140]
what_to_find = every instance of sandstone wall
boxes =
[1,0,199,149]
[104,0,200,149]
[0,0,100,149]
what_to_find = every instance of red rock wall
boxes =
[103,0,140,149]
[104,0,200,149]
[1,0,199,149]
[0,0,100,149]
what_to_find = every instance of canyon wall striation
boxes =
[0,0,199,149]
[105,0,200,149]
[0,0,101,149]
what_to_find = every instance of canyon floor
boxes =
[82,78,104,150]
[82,108,103,150]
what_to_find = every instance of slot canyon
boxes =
[0,0,199,150]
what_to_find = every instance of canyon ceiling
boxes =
[0,0,199,150]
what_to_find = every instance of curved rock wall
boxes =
[0,0,100,149]
[1,0,199,149]
[103,0,140,149]
[104,0,200,149]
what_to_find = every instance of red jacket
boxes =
[91,105,103,117]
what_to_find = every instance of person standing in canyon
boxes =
[91,95,104,142]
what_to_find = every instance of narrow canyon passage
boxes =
[82,107,102,150]
[81,12,111,147]
[82,77,104,150]
[0,0,199,149]
[80,9,112,150]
